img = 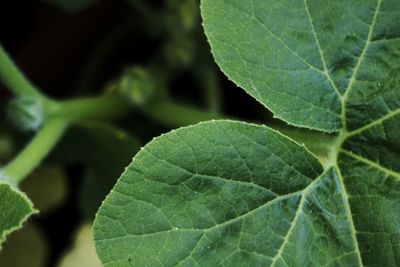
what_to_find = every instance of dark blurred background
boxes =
[0,1,270,266]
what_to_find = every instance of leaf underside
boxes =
[0,182,37,249]
[94,0,400,266]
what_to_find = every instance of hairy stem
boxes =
[0,42,223,184]
[199,65,222,113]
[1,118,68,185]
[52,95,131,122]
[0,94,131,185]
[0,44,46,99]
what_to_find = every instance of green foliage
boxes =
[0,0,222,252]
[201,0,400,133]
[0,182,37,249]
[93,121,324,266]
[117,67,157,107]
[0,0,399,265]
[93,0,400,266]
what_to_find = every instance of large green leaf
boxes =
[94,120,400,266]
[94,121,317,265]
[201,0,399,132]
[93,0,400,266]
[0,181,37,249]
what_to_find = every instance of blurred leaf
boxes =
[79,125,140,220]
[0,222,48,267]
[163,37,195,67]
[40,0,97,12]
[21,166,68,215]
[7,96,45,131]
[0,135,13,161]
[0,182,37,249]
[167,0,198,30]
[51,122,140,220]
[52,122,139,163]
[117,67,156,106]
[58,224,101,267]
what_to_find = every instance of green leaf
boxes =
[200,1,400,264]
[95,120,334,265]
[0,181,37,249]
[201,0,399,132]
[94,120,400,266]
[94,0,400,266]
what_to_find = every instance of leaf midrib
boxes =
[341,0,383,130]
[303,0,342,99]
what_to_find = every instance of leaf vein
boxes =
[343,0,383,101]
[303,0,342,98]
[220,0,324,74]
[346,108,400,137]
[340,149,400,180]
[334,167,365,267]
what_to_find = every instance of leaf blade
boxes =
[0,182,37,249]
[93,121,374,266]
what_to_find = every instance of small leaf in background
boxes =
[58,224,102,267]
[0,181,37,249]
[21,166,68,214]
[163,0,199,67]
[163,36,195,67]
[7,96,45,131]
[51,122,141,220]
[52,122,140,165]
[77,124,140,220]
[0,222,48,267]
[117,67,156,106]
[0,135,13,161]
[167,0,198,31]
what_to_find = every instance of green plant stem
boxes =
[199,66,221,113]
[1,95,131,185]
[145,100,225,127]
[1,118,68,185]
[52,95,131,122]
[0,44,46,99]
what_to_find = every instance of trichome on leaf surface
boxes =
[1,0,399,266]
